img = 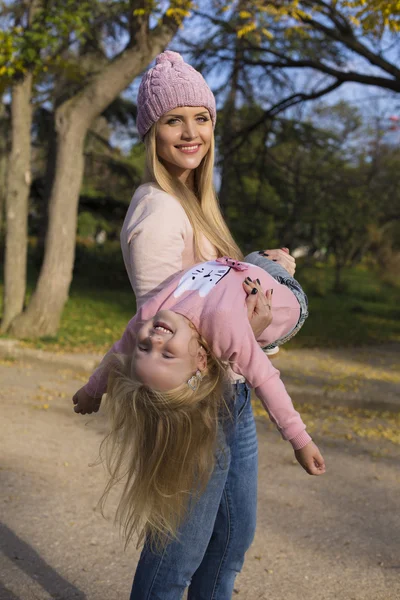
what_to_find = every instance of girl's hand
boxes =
[294,441,326,476]
[259,247,296,277]
[243,277,273,339]
[73,386,102,415]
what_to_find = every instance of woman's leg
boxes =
[129,396,235,600]
[130,443,231,599]
[188,383,259,600]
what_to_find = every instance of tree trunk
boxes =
[218,42,241,211]
[333,258,344,294]
[0,100,9,238]
[8,19,179,338]
[1,75,33,332]
[9,116,85,336]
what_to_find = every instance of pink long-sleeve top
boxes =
[84,257,312,450]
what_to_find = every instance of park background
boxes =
[0,0,399,352]
[0,3,400,600]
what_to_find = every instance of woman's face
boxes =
[156,106,213,181]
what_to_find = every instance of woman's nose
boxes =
[182,120,198,139]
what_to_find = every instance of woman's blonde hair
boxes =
[99,338,230,552]
[143,125,243,261]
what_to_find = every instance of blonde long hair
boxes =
[99,339,230,552]
[143,125,243,261]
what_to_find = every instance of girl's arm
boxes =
[210,308,309,446]
[72,311,142,414]
[236,338,325,474]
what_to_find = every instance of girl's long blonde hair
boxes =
[99,338,230,552]
[143,125,243,261]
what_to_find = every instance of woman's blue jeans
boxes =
[130,382,258,599]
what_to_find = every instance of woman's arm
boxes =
[259,247,296,276]
[243,278,273,338]
[121,189,189,307]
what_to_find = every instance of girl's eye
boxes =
[138,346,148,353]
[162,353,174,359]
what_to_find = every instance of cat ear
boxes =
[174,273,193,298]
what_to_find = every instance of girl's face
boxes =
[133,310,207,392]
[156,106,213,182]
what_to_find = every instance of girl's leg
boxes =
[244,251,309,349]
[188,383,259,600]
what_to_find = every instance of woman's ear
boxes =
[196,345,208,372]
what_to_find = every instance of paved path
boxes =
[274,344,400,411]
[0,353,399,600]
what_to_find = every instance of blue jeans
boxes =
[130,382,258,599]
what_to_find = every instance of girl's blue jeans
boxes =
[129,382,258,599]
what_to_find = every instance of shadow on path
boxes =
[0,581,20,600]
[0,522,86,599]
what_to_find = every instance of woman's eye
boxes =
[166,118,179,125]
[197,116,209,123]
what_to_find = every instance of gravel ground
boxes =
[0,352,399,600]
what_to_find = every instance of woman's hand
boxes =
[243,277,273,339]
[73,386,102,415]
[259,247,296,277]
[294,441,326,476]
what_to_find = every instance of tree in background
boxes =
[184,0,400,164]
[0,98,8,236]
[1,0,399,340]
[215,99,400,290]
[179,1,399,287]
[0,0,95,331]
[1,0,42,331]
[1,0,193,338]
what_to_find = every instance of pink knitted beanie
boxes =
[137,50,216,139]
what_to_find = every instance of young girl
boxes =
[73,253,325,597]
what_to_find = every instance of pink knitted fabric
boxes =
[137,51,216,139]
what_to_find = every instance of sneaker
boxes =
[263,346,280,356]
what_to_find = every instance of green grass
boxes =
[1,255,399,353]
[31,279,136,353]
[290,263,400,348]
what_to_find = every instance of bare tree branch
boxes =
[223,80,344,156]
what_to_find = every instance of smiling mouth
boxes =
[175,144,201,154]
[152,320,173,334]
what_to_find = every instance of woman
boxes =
[86,50,296,599]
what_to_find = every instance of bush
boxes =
[296,265,330,297]
[77,211,98,239]
[73,240,130,289]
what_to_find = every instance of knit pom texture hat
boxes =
[137,51,216,139]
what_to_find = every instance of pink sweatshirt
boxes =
[85,257,312,450]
